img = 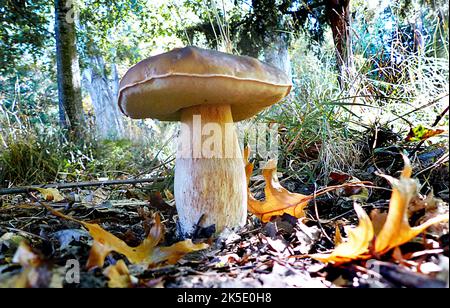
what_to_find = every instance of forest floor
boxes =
[0,138,448,288]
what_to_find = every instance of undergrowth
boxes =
[0,131,164,187]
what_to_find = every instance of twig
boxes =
[312,183,333,244]
[415,152,449,177]
[0,177,166,196]
[4,227,47,241]
[432,105,449,127]
[386,93,449,124]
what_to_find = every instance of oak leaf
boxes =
[374,157,449,254]
[36,188,64,202]
[308,155,448,263]
[103,260,134,288]
[244,147,310,222]
[40,203,208,269]
[308,203,373,263]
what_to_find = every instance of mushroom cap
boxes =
[118,46,292,122]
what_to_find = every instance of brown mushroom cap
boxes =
[118,46,292,122]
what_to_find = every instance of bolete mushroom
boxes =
[118,46,291,236]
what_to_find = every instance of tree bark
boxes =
[83,56,126,139]
[326,0,354,87]
[55,0,85,139]
[263,31,292,78]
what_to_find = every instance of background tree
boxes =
[0,0,50,74]
[54,0,85,138]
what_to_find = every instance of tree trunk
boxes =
[326,0,354,88]
[83,56,126,139]
[55,0,85,139]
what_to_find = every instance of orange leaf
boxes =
[308,154,448,264]
[374,155,449,255]
[36,188,64,202]
[151,240,209,265]
[309,203,373,263]
[85,216,163,269]
[40,203,208,269]
[405,125,445,142]
[103,260,134,288]
[244,147,310,222]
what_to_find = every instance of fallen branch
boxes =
[0,177,166,196]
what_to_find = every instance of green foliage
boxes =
[0,135,61,186]
[0,132,168,187]
[0,0,52,74]
[260,37,364,183]
[0,0,448,189]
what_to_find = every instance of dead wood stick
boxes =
[0,177,167,196]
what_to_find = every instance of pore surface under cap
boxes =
[118,46,292,122]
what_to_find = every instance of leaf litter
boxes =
[0,147,448,288]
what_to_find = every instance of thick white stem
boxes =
[174,104,247,236]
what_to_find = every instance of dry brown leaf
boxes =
[11,242,51,288]
[36,188,64,202]
[374,155,449,255]
[40,203,208,269]
[309,203,373,263]
[334,223,343,246]
[309,154,448,264]
[103,260,134,288]
[244,147,310,222]
[370,209,388,236]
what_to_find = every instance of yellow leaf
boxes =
[334,223,343,246]
[103,260,133,288]
[85,215,163,269]
[36,188,64,202]
[308,154,448,264]
[164,189,174,201]
[374,155,449,254]
[309,203,373,263]
[10,242,50,288]
[244,147,310,222]
[151,240,209,265]
[40,203,208,269]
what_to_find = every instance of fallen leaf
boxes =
[150,240,209,265]
[244,147,310,222]
[12,242,41,267]
[334,223,343,246]
[103,260,135,288]
[374,155,449,254]
[409,192,449,236]
[329,172,351,184]
[405,125,445,142]
[39,202,208,269]
[36,188,64,202]
[309,203,373,263]
[244,146,369,222]
[370,209,388,236]
[52,229,89,250]
[308,154,448,264]
[11,242,52,288]
[293,219,321,254]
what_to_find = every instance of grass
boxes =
[0,2,448,190]
[0,129,173,188]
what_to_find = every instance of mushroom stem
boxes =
[175,104,247,236]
